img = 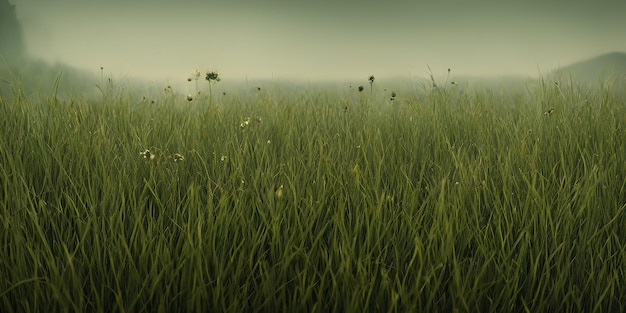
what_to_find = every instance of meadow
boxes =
[1,70,625,312]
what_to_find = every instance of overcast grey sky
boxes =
[11,0,626,84]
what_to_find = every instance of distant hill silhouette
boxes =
[0,1,107,99]
[0,0,153,100]
[552,52,626,81]
[0,0,25,60]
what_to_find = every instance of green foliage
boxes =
[0,76,625,312]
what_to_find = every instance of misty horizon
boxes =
[6,0,626,85]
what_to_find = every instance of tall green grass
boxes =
[1,75,625,312]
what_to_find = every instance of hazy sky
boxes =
[11,0,626,84]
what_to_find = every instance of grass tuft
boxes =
[1,74,625,312]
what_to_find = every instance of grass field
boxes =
[1,72,625,312]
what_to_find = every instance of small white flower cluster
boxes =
[173,153,185,162]
[239,116,262,129]
[240,117,251,129]
[140,149,185,163]
[140,149,155,160]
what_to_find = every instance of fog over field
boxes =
[9,0,626,85]
[3,1,626,312]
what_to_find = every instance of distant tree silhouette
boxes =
[0,0,25,60]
